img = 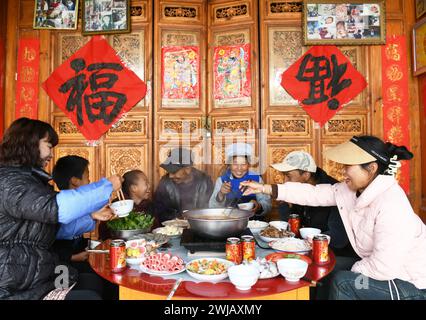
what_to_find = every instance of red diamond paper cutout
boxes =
[281,46,367,126]
[42,36,147,141]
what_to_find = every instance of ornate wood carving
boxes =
[268,28,302,106]
[215,4,249,20]
[164,6,197,19]
[214,118,253,137]
[131,1,147,18]
[111,33,145,80]
[107,117,146,137]
[323,115,365,137]
[162,31,198,46]
[268,116,311,137]
[215,31,249,46]
[54,117,82,139]
[106,145,147,177]
[159,118,200,139]
[58,34,89,64]
[269,1,303,14]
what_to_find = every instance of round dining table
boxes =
[89,238,336,300]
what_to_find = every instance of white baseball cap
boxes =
[271,151,317,173]
[225,143,253,163]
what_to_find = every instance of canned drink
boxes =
[226,237,242,265]
[241,235,256,262]
[110,239,127,273]
[312,235,330,265]
[288,214,301,237]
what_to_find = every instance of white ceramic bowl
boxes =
[300,227,321,240]
[247,220,269,234]
[238,202,255,210]
[228,264,260,291]
[277,258,308,282]
[110,200,134,217]
[269,221,289,231]
[126,257,145,267]
[185,258,234,282]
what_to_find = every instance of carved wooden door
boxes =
[259,1,372,188]
[50,1,153,223]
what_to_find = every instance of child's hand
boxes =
[91,205,115,221]
[71,251,89,262]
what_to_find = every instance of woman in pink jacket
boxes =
[242,136,426,300]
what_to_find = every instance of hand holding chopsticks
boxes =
[109,169,125,199]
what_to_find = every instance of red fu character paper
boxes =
[42,36,147,141]
[281,46,367,126]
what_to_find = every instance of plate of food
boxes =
[258,226,295,243]
[269,238,312,254]
[125,238,159,266]
[152,225,184,238]
[265,252,313,265]
[129,232,170,246]
[140,252,186,276]
[162,218,190,229]
[186,258,234,282]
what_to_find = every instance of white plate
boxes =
[152,227,183,239]
[185,258,234,282]
[162,219,190,228]
[139,265,186,276]
[117,213,129,218]
[269,238,312,254]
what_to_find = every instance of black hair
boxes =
[355,135,413,175]
[0,117,58,167]
[52,155,89,190]
[122,170,146,197]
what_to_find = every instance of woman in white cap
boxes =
[209,143,271,219]
[241,135,426,300]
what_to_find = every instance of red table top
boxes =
[88,240,336,299]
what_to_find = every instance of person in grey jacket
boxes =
[209,143,271,219]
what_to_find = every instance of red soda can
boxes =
[226,237,242,264]
[312,235,330,265]
[110,239,127,273]
[288,214,301,237]
[241,235,256,262]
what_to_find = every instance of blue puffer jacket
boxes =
[0,165,112,300]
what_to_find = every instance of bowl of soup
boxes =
[183,208,254,240]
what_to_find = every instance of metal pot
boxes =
[110,228,150,241]
[183,208,254,240]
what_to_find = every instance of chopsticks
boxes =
[301,276,321,287]
[166,278,183,300]
[110,168,125,201]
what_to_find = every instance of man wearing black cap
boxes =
[153,147,214,223]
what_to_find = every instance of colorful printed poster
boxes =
[15,38,40,120]
[161,46,200,107]
[42,36,147,141]
[382,36,411,194]
[281,45,367,126]
[213,44,251,107]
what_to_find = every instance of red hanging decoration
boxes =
[382,35,411,194]
[281,46,367,126]
[15,38,40,120]
[42,36,147,141]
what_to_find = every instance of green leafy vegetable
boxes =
[106,211,154,231]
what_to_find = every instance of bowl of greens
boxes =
[107,211,155,240]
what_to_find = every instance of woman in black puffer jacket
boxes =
[0,118,121,300]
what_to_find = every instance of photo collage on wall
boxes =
[306,3,382,41]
